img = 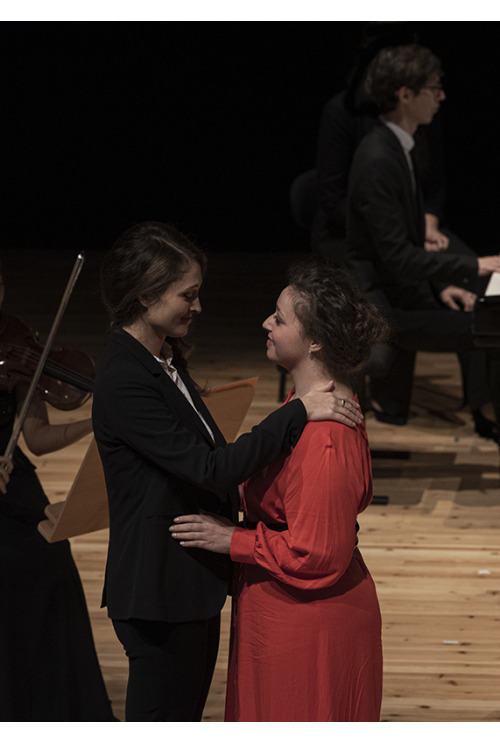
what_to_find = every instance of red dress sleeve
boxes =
[230,421,372,590]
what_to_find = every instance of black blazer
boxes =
[346,122,479,315]
[313,87,447,251]
[92,330,307,623]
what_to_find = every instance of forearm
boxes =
[101,377,308,492]
[23,417,93,456]
[229,521,356,589]
[16,386,93,456]
[359,200,477,285]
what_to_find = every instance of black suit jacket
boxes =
[92,330,307,623]
[346,122,479,319]
[313,87,447,251]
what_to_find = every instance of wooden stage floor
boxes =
[3,248,500,723]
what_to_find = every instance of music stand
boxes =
[37,377,258,543]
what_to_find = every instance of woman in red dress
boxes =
[171,259,389,721]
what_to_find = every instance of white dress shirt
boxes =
[154,351,215,442]
[382,119,416,193]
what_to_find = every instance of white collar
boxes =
[382,119,415,154]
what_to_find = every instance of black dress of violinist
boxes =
[0,264,116,721]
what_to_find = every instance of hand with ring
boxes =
[296,382,363,427]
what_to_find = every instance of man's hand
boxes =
[439,285,477,312]
[478,256,500,276]
[424,228,449,252]
[424,214,449,252]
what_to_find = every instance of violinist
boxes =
[0,262,115,721]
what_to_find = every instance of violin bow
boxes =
[4,252,86,460]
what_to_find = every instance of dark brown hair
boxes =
[287,259,390,386]
[365,43,443,114]
[101,221,207,368]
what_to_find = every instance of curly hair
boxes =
[287,259,390,386]
[365,43,443,114]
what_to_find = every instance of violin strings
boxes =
[0,342,84,370]
[0,342,60,365]
[0,342,92,387]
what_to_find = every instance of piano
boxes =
[473,270,500,347]
[473,270,500,432]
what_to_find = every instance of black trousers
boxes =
[112,614,220,722]
[370,303,490,420]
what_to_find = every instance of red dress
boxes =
[226,404,383,722]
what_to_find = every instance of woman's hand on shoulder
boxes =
[170,512,235,554]
[299,381,363,427]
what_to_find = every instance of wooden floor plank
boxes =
[3,249,499,722]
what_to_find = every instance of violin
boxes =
[0,313,95,411]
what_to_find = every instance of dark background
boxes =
[2,20,499,254]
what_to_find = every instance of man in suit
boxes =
[313,23,465,265]
[346,44,500,436]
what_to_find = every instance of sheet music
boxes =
[485,270,500,297]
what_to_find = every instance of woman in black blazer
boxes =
[92,221,362,722]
